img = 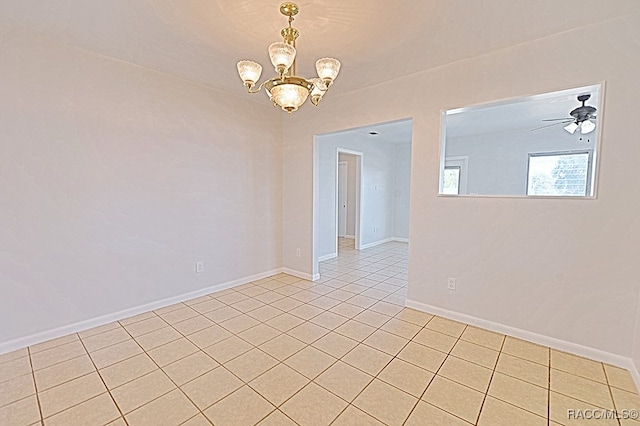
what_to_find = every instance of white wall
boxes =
[284,11,640,363]
[338,153,357,237]
[392,144,411,239]
[315,130,411,260]
[0,28,282,346]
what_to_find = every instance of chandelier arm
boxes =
[246,79,270,94]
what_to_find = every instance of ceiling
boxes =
[1,0,638,109]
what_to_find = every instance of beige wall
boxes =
[283,11,640,369]
[0,28,282,345]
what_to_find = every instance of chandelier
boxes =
[236,2,341,113]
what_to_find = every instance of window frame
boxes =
[525,150,594,197]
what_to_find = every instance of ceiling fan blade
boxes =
[531,122,569,131]
[542,118,573,122]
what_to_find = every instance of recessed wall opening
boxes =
[312,118,413,278]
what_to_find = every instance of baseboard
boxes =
[318,253,337,262]
[0,268,283,356]
[392,237,409,243]
[359,238,393,250]
[405,299,640,391]
[280,268,317,282]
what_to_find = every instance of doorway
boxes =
[336,150,363,255]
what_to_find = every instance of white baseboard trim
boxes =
[392,237,409,243]
[280,268,317,282]
[405,299,640,392]
[318,253,337,262]
[0,268,283,356]
[359,238,393,250]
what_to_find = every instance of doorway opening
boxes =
[336,149,363,255]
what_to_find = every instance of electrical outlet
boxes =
[447,277,456,291]
[296,248,301,257]
[195,261,204,273]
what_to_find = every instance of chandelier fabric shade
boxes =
[236,2,341,113]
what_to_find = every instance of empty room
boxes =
[1,1,639,425]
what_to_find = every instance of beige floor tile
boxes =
[363,329,409,355]
[0,356,32,386]
[477,396,547,426]
[312,332,358,358]
[159,307,200,324]
[219,314,260,334]
[290,290,322,304]
[335,320,377,342]
[181,367,243,410]
[44,392,120,426]
[551,369,615,408]
[488,372,548,417]
[412,328,456,353]
[310,311,349,330]
[105,417,127,425]
[343,344,393,376]
[502,336,549,366]
[353,310,391,328]
[188,324,233,349]
[203,306,243,323]
[460,326,505,351]
[394,308,434,326]
[203,335,253,364]
[308,295,341,310]
[425,317,467,338]
[238,285,270,297]
[110,370,175,414]
[39,371,107,418]
[181,413,215,426]
[246,305,283,322]
[405,401,472,426]
[332,405,385,425]
[288,304,324,321]
[126,389,198,426]
[284,346,336,379]
[121,316,166,337]
[379,317,421,339]
[118,311,157,326]
[315,361,373,402]
[369,301,404,317]
[495,352,549,388]
[134,326,182,351]
[611,386,640,412]
[205,385,274,426]
[353,378,417,425]
[287,322,329,344]
[257,409,297,425]
[450,340,499,369]
[78,322,121,339]
[237,324,281,346]
[184,295,215,306]
[604,364,639,394]
[438,356,493,393]
[551,350,607,384]
[148,338,198,367]
[253,290,286,305]
[258,334,306,361]
[265,312,305,332]
[98,353,157,390]
[397,342,447,372]
[172,315,215,336]
[329,302,365,318]
[163,351,218,386]
[270,297,304,312]
[0,349,29,366]
[249,363,309,406]
[422,376,485,424]
[216,291,249,305]
[327,289,357,302]
[225,348,278,382]
[347,295,379,309]
[30,340,87,371]
[280,382,347,425]
[153,303,186,316]
[89,339,143,369]
[0,395,41,426]
[30,334,79,354]
[378,358,433,397]
[81,327,131,353]
[190,298,225,314]
[549,391,619,426]
[34,354,95,391]
[0,373,35,408]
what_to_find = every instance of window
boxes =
[526,151,593,196]
[442,166,461,194]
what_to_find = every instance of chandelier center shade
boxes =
[236,2,341,112]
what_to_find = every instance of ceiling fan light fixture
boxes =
[235,2,341,113]
[580,119,596,134]
[564,122,579,134]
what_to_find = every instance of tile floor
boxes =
[1,238,639,425]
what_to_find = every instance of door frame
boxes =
[337,161,348,238]
[336,148,363,254]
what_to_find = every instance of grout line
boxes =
[26,347,45,426]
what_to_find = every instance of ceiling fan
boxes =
[533,94,597,134]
